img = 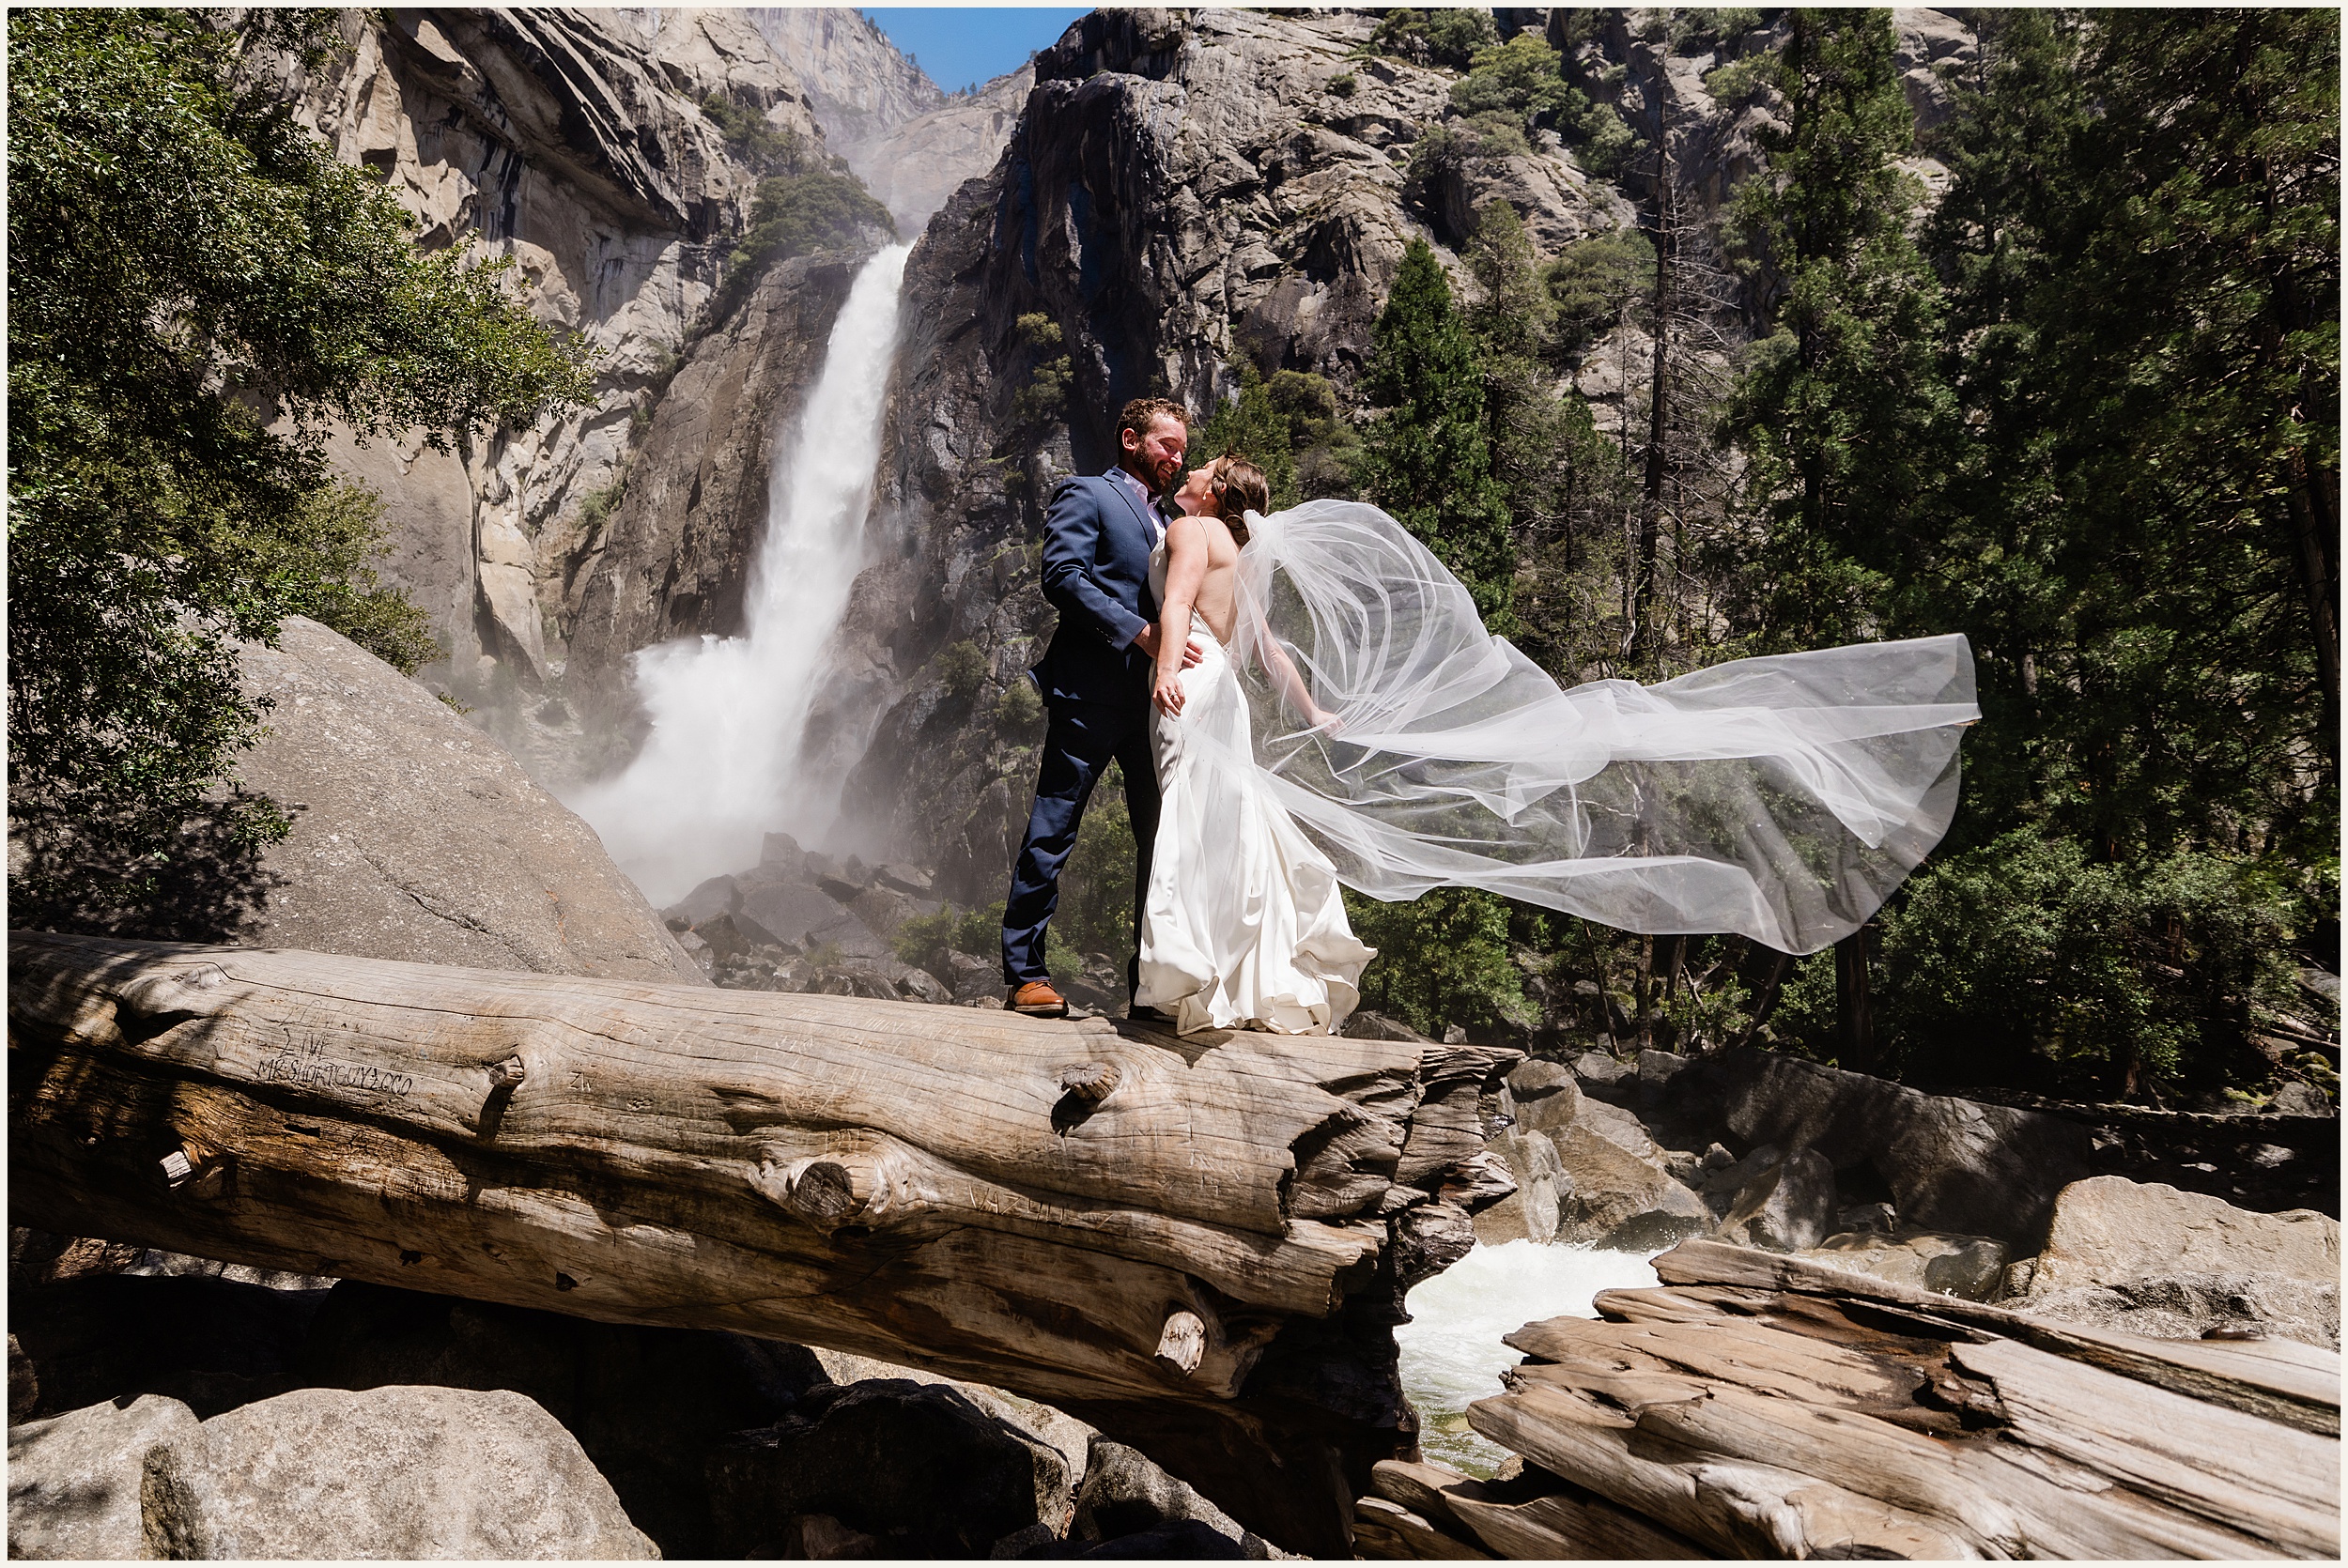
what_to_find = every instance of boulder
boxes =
[1474,1122,1564,1246]
[1035,1518,1253,1559]
[2267,1081,2335,1116]
[293,1279,825,1558]
[1569,1050,1634,1087]
[2026,1176,2341,1297]
[807,1346,1098,1492]
[1666,1048,2092,1249]
[8,1393,202,1560]
[1064,1438,1273,1558]
[19,617,704,982]
[140,1384,657,1559]
[807,908,895,961]
[1549,1118,1714,1250]
[1799,1230,2011,1301]
[1719,1147,1840,1253]
[740,880,857,949]
[665,874,743,927]
[1503,1059,1583,1135]
[2023,1273,2341,1350]
[1342,1012,1438,1043]
[706,1380,1072,1558]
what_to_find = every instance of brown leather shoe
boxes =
[1009,980,1068,1017]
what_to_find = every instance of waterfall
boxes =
[574,243,912,907]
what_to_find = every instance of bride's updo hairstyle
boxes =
[1208,454,1270,545]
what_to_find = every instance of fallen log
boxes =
[6,931,1521,1557]
[1394,1237,2340,1560]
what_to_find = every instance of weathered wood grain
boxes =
[1654,1237,2341,1436]
[6,931,1521,1557]
[1453,1241,2339,1560]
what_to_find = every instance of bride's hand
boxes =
[1153,669,1186,718]
[1308,703,1343,735]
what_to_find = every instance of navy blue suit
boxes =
[1001,470,1167,993]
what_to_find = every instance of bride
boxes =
[1130,453,1980,1038]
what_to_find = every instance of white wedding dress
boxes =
[1127,501,1980,1035]
[1134,539,1377,1036]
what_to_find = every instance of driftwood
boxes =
[1356,1236,2340,1560]
[6,931,1522,1557]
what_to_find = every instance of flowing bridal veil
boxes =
[1223,500,1981,956]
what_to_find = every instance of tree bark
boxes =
[6,931,1522,1557]
[1834,924,1875,1072]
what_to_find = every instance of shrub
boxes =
[1345,885,1537,1038]
[1448,34,1576,131]
[1702,55,1772,108]
[1368,8,1498,69]
[1670,8,1764,54]
[1542,226,1657,353]
[935,640,988,699]
[1328,71,1357,99]
[698,94,806,176]
[1012,313,1072,431]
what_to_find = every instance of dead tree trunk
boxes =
[7,932,1522,1557]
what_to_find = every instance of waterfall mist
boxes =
[572,243,912,907]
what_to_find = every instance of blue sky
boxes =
[861,8,1090,96]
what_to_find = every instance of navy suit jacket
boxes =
[1031,470,1165,708]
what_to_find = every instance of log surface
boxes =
[1372,1238,2340,1560]
[7,931,1521,1556]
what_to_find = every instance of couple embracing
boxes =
[1001,397,1367,1034]
[1001,397,1985,1038]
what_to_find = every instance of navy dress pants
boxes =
[1000,697,1163,997]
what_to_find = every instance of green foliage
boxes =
[1448,35,1576,132]
[698,93,806,176]
[1367,8,1497,69]
[1055,769,1140,961]
[1564,98,1638,179]
[1701,54,1772,107]
[1266,371,1362,500]
[1671,8,1764,54]
[8,7,591,912]
[896,900,1080,989]
[711,169,896,322]
[1357,239,1519,631]
[1199,362,1300,509]
[1327,71,1357,100]
[935,640,988,700]
[996,677,1043,735]
[1542,226,1656,353]
[1856,834,2300,1098]
[1722,8,1953,649]
[280,483,441,675]
[1012,313,1073,432]
[1345,886,1535,1037]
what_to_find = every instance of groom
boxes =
[1000,397,1202,1018]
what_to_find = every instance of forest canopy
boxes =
[1194,6,2339,1106]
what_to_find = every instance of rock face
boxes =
[141,1385,657,1560]
[269,9,827,746]
[2026,1273,2341,1350]
[837,8,1626,899]
[851,65,1039,235]
[189,618,702,979]
[1666,1048,2093,1250]
[749,8,943,161]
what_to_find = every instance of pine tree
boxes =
[1198,362,1298,509]
[1723,8,1954,650]
[1357,237,1519,631]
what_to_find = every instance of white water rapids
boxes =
[1398,1241,1662,1475]
[574,243,913,906]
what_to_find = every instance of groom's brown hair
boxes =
[1116,396,1189,445]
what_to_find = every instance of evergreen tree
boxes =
[1723,8,1954,650]
[1357,238,1519,630]
[1199,362,1299,508]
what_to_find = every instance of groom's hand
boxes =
[1133,625,1205,669]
